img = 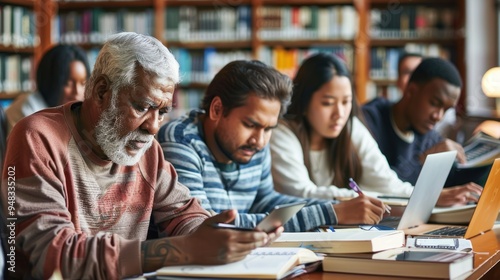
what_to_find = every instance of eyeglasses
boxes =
[359,225,396,231]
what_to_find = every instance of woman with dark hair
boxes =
[6,44,90,132]
[270,52,414,199]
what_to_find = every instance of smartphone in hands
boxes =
[213,201,307,233]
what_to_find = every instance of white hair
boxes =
[85,32,179,98]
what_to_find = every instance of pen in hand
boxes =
[348,178,391,214]
[348,178,363,194]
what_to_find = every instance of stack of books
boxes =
[150,229,474,279]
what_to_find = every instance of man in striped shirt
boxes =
[0,33,275,280]
[159,60,386,232]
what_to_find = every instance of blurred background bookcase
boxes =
[1,0,467,117]
[0,0,38,107]
[368,0,465,106]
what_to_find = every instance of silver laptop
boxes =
[378,151,458,230]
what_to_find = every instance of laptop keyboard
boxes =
[378,216,400,228]
[424,226,467,236]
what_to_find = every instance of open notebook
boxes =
[406,158,500,239]
[377,151,457,231]
[155,247,322,279]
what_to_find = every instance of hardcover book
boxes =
[269,229,405,253]
[323,248,473,279]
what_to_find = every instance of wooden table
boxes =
[297,225,500,280]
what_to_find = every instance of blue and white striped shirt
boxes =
[159,110,338,232]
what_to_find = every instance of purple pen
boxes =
[348,178,363,194]
[349,178,391,214]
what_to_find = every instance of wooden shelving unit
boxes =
[367,0,465,103]
[0,0,38,98]
[6,0,466,108]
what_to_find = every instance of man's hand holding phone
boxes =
[212,201,307,233]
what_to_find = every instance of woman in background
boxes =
[270,52,415,200]
[6,44,90,132]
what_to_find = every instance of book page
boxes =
[156,247,320,279]
[431,204,476,214]
[428,204,476,224]
[458,132,500,168]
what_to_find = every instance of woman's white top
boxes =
[270,117,414,199]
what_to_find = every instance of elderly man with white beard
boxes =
[0,32,278,280]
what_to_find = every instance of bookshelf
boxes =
[0,0,39,105]
[17,0,466,112]
[367,0,465,104]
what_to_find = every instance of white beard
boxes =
[95,93,154,166]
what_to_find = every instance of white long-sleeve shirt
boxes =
[270,117,414,199]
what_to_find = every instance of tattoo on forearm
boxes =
[141,239,183,272]
[217,247,228,262]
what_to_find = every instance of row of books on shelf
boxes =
[165,6,251,42]
[169,46,354,87]
[165,5,357,42]
[369,43,452,81]
[0,5,38,48]
[366,83,401,102]
[370,6,457,39]
[54,9,154,44]
[258,5,358,40]
[164,46,354,116]
[48,6,463,45]
[259,45,354,79]
[154,230,475,279]
[53,5,359,44]
[171,47,252,85]
[0,54,34,93]
[170,89,203,120]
